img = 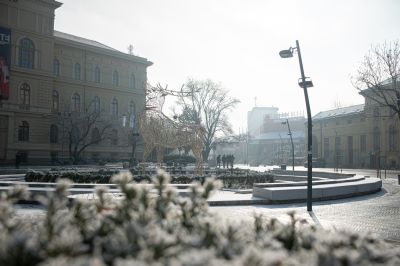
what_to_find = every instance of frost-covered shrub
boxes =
[6,171,400,265]
[24,170,118,183]
[25,169,273,189]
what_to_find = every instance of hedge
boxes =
[25,169,273,189]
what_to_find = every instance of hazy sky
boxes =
[55,0,400,133]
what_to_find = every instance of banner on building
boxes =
[0,26,11,100]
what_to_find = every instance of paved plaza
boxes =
[10,166,400,243]
[212,171,400,243]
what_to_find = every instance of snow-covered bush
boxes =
[2,170,400,265]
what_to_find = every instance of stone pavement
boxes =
[210,178,400,242]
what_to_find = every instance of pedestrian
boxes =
[222,154,226,168]
[216,155,221,168]
[230,154,235,169]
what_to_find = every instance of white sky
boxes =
[54,0,400,134]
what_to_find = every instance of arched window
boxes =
[112,70,119,86]
[111,98,118,116]
[129,74,136,89]
[53,58,60,76]
[50,124,58,143]
[72,93,80,113]
[91,127,100,144]
[19,83,30,109]
[19,38,35,69]
[129,101,135,128]
[94,66,100,83]
[111,129,118,145]
[389,125,397,151]
[52,90,59,112]
[373,127,380,152]
[74,63,81,80]
[93,96,100,113]
[18,121,29,141]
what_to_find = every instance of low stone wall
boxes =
[271,169,355,179]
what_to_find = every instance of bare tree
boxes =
[175,79,239,161]
[353,40,400,119]
[59,101,114,164]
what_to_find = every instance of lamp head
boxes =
[279,48,294,58]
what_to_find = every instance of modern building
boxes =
[250,115,306,166]
[247,106,278,138]
[247,108,306,166]
[0,0,152,165]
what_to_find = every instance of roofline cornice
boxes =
[54,36,153,67]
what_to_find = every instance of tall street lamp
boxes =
[282,118,295,172]
[279,40,314,212]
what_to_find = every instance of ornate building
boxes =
[0,0,152,164]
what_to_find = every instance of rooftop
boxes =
[313,104,365,121]
[54,30,119,52]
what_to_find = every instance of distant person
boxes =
[216,155,221,168]
[222,154,226,168]
[230,155,235,169]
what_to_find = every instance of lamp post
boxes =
[282,119,295,172]
[279,40,313,212]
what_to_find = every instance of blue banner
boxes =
[0,26,11,100]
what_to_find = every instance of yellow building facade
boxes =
[0,0,152,164]
[312,99,399,169]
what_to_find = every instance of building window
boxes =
[53,58,60,76]
[323,138,329,159]
[111,129,118,145]
[91,127,100,144]
[18,121,29,141]
[72,93,80,113]
[373,107,380,120]
[74,63,81,80]
[94,66,100,83]
[389,125,397,152]
[50,124,58,143]
[129,74,136,88]
[360,113,366,122]
[93,96,100,113]
[19,83,30,109]
[112,70,119,86]
[360,134,366,153]
[128,101,135,114]
[373,127,380,152]
[334,136,341,156]
[52,90,59,112]
[111,98,118,116]
[129,115,135,128]
[347,136,353,165]
[18,38,35,69]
